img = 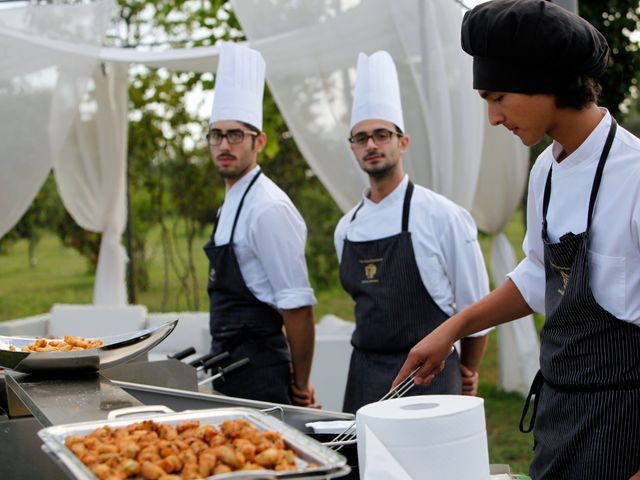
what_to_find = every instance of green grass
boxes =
[0,209,535,473]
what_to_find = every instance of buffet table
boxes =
[0,359,354,479]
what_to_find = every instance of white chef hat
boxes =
[350,50,404,132]
[209,42,265,130]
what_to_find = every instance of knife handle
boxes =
[167,346,196,361]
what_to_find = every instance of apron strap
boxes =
[211,170,262,243]
[350,200,364,222]
[519,370,544,433]
[350,179,415,227]
[541,118,617,238]
[586,119,617,232]
[210,207,222,238]
[401,181,414,233]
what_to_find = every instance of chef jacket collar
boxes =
[225,165,261,196]
[551,109,611,171]
[362,174,409,208]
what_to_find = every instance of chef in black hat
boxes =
[394,1,640,478]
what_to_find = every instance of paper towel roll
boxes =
[356,395,490,479]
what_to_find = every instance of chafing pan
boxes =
[38,406,350,479]
[0,319,177,373]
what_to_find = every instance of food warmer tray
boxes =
[38,406,350,480]
[0,319,178,373]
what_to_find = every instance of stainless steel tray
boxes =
[38,406,349,480]
[0,319,177,373]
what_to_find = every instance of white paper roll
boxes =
[356,395,490,479]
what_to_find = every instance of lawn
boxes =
[0,209,536,473]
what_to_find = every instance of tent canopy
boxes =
[0,0,538,395]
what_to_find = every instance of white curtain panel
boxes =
[0,0,540,391]
[473,112,540,396]
[232,0,538,394]
[0,0,110,238]
[491,234,540,394]
[231,0,486,211]
[53,62,129,305]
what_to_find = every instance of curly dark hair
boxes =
[553,76,602,110]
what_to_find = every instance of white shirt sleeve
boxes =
[249,201,317,310]
[334,212,351,264]
[439,207,491,337]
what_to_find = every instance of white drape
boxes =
[232,0,539,395]
[0,0,539,394]
[53,63,129,305]
[473,117,540,392]
[0,1,109,238]
[0,0,122,304]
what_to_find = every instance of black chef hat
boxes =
[461,0,610,94]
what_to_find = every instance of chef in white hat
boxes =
[204,42,317,406]
[334,51,491,413]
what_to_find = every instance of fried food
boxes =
[65,419,301,479]
[19,335,103,352]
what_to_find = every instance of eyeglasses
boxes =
[207,129,258,146]
[348,128,401,148]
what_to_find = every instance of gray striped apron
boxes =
[203,171,292,404]
[340,181,461,413]
[520,120,640,479]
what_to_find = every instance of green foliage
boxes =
[580,0,640,118]
[115,0,237,305]
[258,88,344,291]
[0,174,101,272]
[4,0,640,302]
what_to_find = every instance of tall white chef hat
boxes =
[350,50,404,132]
[209,42,265,130]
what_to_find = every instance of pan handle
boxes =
[260,405,284,422]
[107,404,174,420]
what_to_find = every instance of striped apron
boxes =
[340,181,461,413]
[203,171,292,404]
[520,120,640,478]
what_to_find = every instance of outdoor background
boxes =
[1,0,640,474]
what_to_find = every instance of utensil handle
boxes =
[197,358,250,386]
[188,352,216,367]
[222,357,250,375]
[201,351,231,370]
[107,404,174,420]
[167,346,196,360]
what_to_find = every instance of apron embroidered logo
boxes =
[209,267,216,283]
[551,262,571,296]
[359,258,382,284]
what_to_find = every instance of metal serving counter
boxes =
[0,359,355,479]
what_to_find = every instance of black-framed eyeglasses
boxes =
[348,128,401,148]
[207,129,258,146]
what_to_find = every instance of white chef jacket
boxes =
[334,175,491,337]
[509,110,640,326]
[214,166,317,310]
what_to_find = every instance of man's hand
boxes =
[629,469,640,480]
[291,382,321,409]
[460,364,479,396]
[392,327,454,388]
[282,306,315,405]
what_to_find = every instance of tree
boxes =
[116,0,344,305]
[580,0,640,119]
[529,1,640,161]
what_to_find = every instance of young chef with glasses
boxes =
[334,50,491,413]
[204,42,316,406]
[395,1,640,478]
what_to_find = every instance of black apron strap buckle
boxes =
[519,370,544,434]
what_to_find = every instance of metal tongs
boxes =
[327,365,421,452]
[198,357,251,386]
